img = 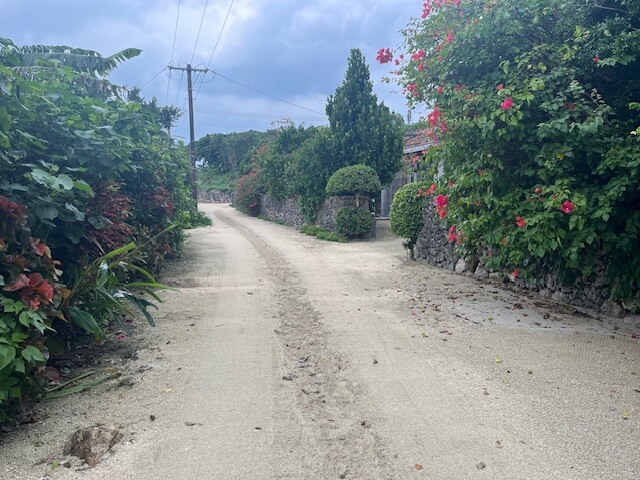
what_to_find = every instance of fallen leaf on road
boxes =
[421,333,429,338]
[185,421,202,426]
[415,464,423,471]
[476,462,486,470]
[495,357,503,364]
[622,411,631,420]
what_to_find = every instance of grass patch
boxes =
[198,169,235,192]
[300,224,346,243]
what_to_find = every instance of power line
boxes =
[139,67,167,91]
[169,0,181,65]
[210,69,327,116]
[190,0,210,65]
[195,108,326,120]
[166,0,182,104]
[195,0,234,99]
[173,68,185,107]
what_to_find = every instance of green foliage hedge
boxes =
[326,165,382,197]
[384,0,640,300]
[0,38,200,424]
[390,183,427,250]
[335,207,374,239]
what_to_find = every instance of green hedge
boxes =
[390,182,428,250]
[335,207,374,239]
[326,165,381,197]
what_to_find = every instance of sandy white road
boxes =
[2,203,639,479]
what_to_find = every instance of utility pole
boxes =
[168,64,208,202]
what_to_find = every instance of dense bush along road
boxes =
[2,203,639,479]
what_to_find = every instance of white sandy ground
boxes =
[1,203,639,480]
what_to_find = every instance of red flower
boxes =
[419,184,438,197]
[448,225,460,243]
[593,55,600,63]
[435,194,449,218]
[376,48,393,64]
[436,85,444,94]
[515,216,526,228]
[560,200,575,214]
[4,273,55,311]
[512,268,520,278]
[496,83,504,91]
[411,50,426,62]
[501,97,514,110]
[446,31,454,43]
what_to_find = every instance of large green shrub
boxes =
[335,206,374,239]
[390,183,428,252]
[326,165,382,198]
[0,38,192,424]
[382,0,640,299]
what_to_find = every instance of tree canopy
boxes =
[326,48,404,186]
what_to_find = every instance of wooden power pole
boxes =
[168,64,208,202]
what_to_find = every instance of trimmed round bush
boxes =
[390,182,427,250]
[335,206,374,239]
[326,165,381,197]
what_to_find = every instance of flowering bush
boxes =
[382,0,640,301]
[236,170,266,217]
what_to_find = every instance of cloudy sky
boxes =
[1,0,425,141]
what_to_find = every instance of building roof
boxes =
[403,129,432,154]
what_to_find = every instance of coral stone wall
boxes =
[414,202,633,317]
[258,194,371,233]
[259,196,305,228]
[199,190,235,204]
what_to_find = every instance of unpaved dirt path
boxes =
[2,203,639,479]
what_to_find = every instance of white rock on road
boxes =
[1,203,639,479]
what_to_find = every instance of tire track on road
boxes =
[215,210,394,479]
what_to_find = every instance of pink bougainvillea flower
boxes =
[376,48,393,64]
[411,49,426,61]
[515,216,526,228]
[448,225,460,243]
[436,85,444,94]
[4,273,54,311]
[501,97,514,110]
[446,31,454,43]
[417,63,425,71]
[496,83,504,91]
[435,194,449,218]
[512,268,521,278]
[419,184,438,197]
[560,200,576,214]
[593,55,600,63]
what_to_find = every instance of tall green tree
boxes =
[326,48,403,186]
[196,131,268,176]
